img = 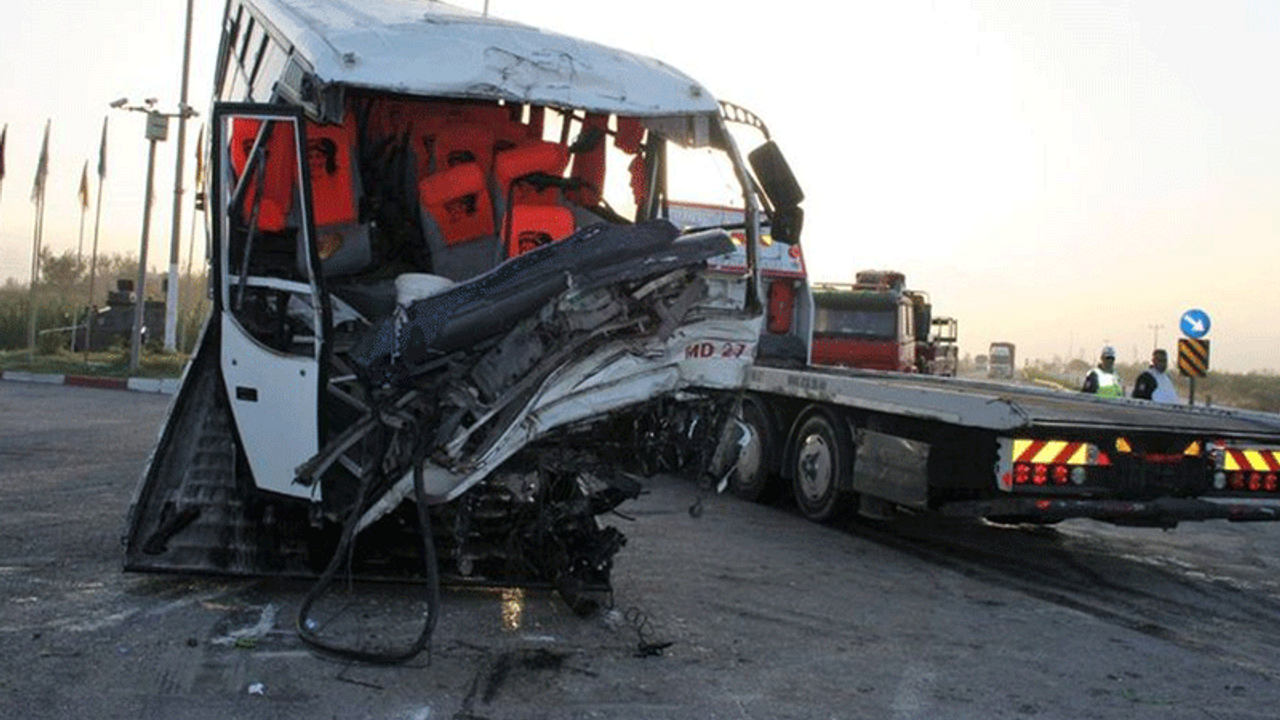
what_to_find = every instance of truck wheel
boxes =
[792,413,851,522]
[729,400,778,503]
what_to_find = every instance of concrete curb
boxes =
[0,370,179,395]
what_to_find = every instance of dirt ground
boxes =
[3,380,1280,719]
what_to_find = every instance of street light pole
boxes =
[130,111,166,373]
[164,0,196,353]
[112,99,193,372]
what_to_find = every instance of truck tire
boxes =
[729,399,778,503]
[792,413,851,522]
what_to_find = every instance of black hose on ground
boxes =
[296,453,440,665]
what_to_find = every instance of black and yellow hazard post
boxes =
[1178,338,1210,405]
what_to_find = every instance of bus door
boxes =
[210,104,327,500]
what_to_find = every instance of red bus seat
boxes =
[493,140,573,258]
[305,114,372,277]
[417,162,500,280]
[229,118,296,233]
[507,205,575,256]
[434,126,496,175]
[306,117,359,228]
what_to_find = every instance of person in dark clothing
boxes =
[1132,348,1180,403]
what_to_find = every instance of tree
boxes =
[1066,358,1090,374]
[39,249,84,291]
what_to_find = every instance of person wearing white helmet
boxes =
[1081,345,1124,397]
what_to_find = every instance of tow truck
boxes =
[662,198,1280,527]
[125,0,1280,662]
[722,241,1280,526]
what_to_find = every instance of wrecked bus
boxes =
[123,0,802,640]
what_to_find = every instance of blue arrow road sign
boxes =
[1181,309,1211,339]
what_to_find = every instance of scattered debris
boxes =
[210,604,277,647]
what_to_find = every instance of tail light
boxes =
[1032,464,1048,486]
[1052,465,1069,485]
[1002,439,1106,491]
[1215,444,1280,495]
[1011,462,1083,487]
[1220,471,1279,494]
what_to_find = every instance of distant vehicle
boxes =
[928,316,959,377]
[69,279,166,351]
[808,270,956,375]
[989,342,1016,379]
[974,354,989,374]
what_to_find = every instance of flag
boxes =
[78,161,89,210]
[96,116,108,179]
[0,124,7,182]
[0,123,7,199]
[193,123,204,185]
[31,120,49,204]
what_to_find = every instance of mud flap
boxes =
[123,318,312,575]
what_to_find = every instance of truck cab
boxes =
[810,270,946,373]
[989,341,1016,379]
[810,280,913,372]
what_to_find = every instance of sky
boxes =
[1,1,1278,373]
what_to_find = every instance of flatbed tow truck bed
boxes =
[740,363,1280,527]
[749,363,1280,439]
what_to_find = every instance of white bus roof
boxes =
[251,0,721,116]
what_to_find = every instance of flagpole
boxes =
[0,123,7,203]
[27,120,50,357]
[165,0,197,352]
[76,163,88,265]
[185,199,197,278]
[73,162,88,351]
[27,193,43,355]
[182,124,204,352]
[181,193,199,352]
[186,124,204,278]
[85,117,108,361]
[185,194,198,278]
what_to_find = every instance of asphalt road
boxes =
[2,380,1280,719]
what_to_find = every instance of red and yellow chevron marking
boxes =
[1222,448,1280,472]
[1012,439,1092,466]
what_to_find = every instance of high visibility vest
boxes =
[1088,368,1124,397]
